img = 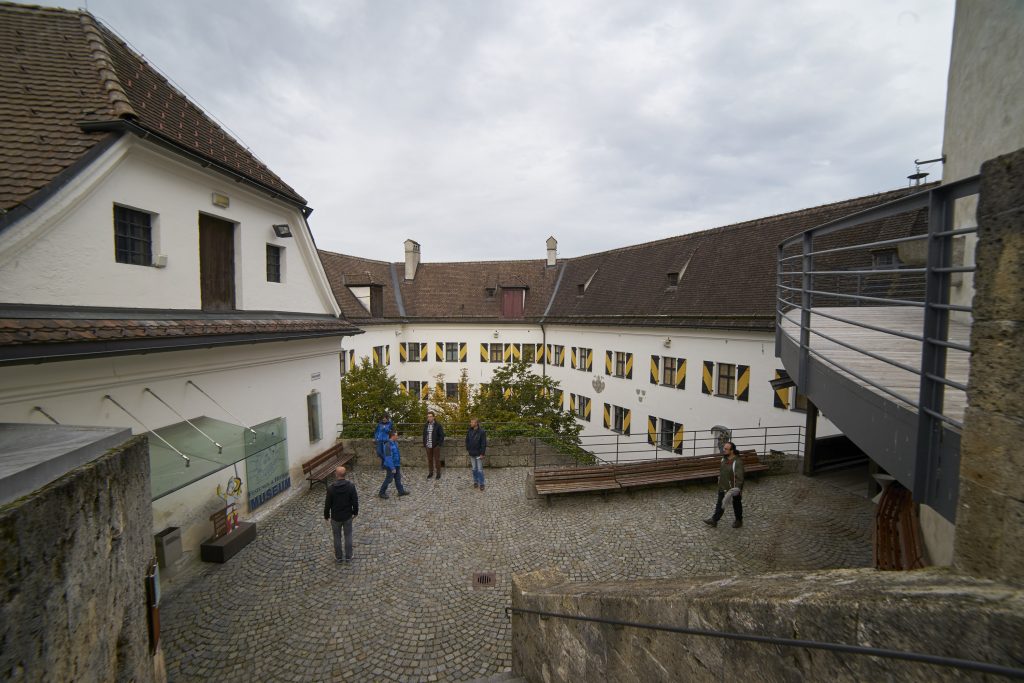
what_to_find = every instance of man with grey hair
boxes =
[324,466,358,563]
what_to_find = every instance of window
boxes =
[502,288,526,318]
[369,285,383,317]
[406,380,428,401]
[653,418,683,454]
[307,391,322,443]
[666,272,679,288]
[485,287,496,299]
[613,405,627,434]
[577,347,592,371]
[114,205,153,266]
[407,342,422,362]
[615,352,626,378]
[490,343,503,363]
[445,382,459,399]
[662,357,676,386]
[552,345,564,367]
[717,363,736,397]
[521,343,537,364]
[373,345,386,367]
[577,284,585,296]
[266,244,282,282]
[873,250,899,269]
[445,342,459,362]
[339,352,347,377]
[574,394,591,421]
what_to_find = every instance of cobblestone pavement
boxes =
[161,468,874,682]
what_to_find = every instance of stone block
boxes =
[953,477,1006,576]
[997,496,1024,586]
[971,209,1024,321]
[964,321,1024,417]
[977,146,1024,219]
[958,407,1024,501]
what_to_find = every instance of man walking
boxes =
[373,414,393,469]
[323,466,358,563]
[423,411,446,479]
[704,441,745,528]
[465,417,487,491]
[380,430,410,499]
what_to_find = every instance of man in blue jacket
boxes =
[465,417,487,491]
[373,414,393,469]
[379,430,410,499]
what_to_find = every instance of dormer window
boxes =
[485,287,496,299]
[667,272,679,288]
[577,284,585,296]
[501,287,526,318]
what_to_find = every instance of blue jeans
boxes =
[331,517,353,560]
[380,467,406,496]
[375,441,387,469]
[471,455,485,486]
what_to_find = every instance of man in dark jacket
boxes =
[324,466,358,563]
[423,411,446,480]
[703,441,745,528]
[465,417,487,491]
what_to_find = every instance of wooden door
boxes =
[198,214,236,311]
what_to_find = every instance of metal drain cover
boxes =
[472,571,496,589]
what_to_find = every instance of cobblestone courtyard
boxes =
[161,467,874,682]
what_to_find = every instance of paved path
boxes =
[161,468,874,682]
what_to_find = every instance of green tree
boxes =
[470,360,582,443]
[429,368,474,428]
[340,357,425,436]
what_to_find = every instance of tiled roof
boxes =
[0,1,304,217]
[319,185,934,330]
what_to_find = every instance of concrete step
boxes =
[464,671,525,683]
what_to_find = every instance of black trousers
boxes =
[712,489,742,521]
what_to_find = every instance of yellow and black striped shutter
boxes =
[399,342,408,363]
[435,381,443,397]
[773,370,790,409]
[650,355,660,384]
[647,416,657,445]
[348,350,355,368]
[603,403,611,429]
[480,343,489,362]
[605,350,613,375]
[555,389,563,409]
[571,347,577,369]
[459,342,468,362]
[736,365,750,401]
[702,361,714,394]
[436,342,444,362]
[372,346,381,365]
[399,381,409,395]
[503,385,512,399]
[513,343,522,361]
[569,393,577,413]
[675,358,686,390]
[625,353,633,379]
[673,423,684,454]
[544,344,552,364]
[623,409,632,435]
[536,345,545,363]
[584,397,592,421]
[386,345,391,365]
[420,343,428,362]
[558,346,565,366]
[420,383,430,400]
[502,343,512,362]
[586,348,594,371]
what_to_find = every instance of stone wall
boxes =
[341,435,577,469]
[512,567,1024,682]
[954,146,1024,585]
[0,436,164,682]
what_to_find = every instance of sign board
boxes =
[246,439,290,511]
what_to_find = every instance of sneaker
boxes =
[436,472,442,480]
[335,558,344,564]
[473,483,479,489]
[480,485,485,492]
[378,493,389,499]
[427,473,434,479]
[732,519,743,528]
[703,518,718,527]
[398,490,411,497]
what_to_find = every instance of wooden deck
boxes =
[780,306,971,424]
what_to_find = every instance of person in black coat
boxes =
[323,466,358,563]
[422,411,446,480]
[465,417,487,491]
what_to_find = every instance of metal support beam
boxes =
[802,399,819,476]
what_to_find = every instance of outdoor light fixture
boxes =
[272,224,292,238]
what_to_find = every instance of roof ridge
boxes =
[78,11,136,120]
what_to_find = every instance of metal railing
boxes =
[506,606,1024,679]
[775,175,980,518]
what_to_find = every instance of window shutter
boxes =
[480,343,488,362]
[536,345,545,363]
[673,423,684,454]
[557,346,565,366]
[603,403,611,429]
[702,361,714,394]
[503,386,512,399]
[737,365,750,401]
[386,345,391,365]
[555,389,563,409]
[348,350,355,368]
[400,381,409,395]
[512,343,522,361]
[372,346,381,365]
[420,344,428,362]
[545,344,552,364]
[586,349,594,371]
[647,416,657,445]
[625,353,633,379]
[773,370,790,409]
[503,343,512,363]
[436,342,444,362]
[650,355,660,385]
[571,347,577,369]
[460,342,468,362]
[584,397,592,421]
[569,393,577,412]
[623,409,631,436]
[605,350,613,375]
[675,358,686,390]
[399,343,408,363]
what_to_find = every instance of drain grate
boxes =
[472,571,496,589]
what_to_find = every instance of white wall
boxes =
[0,337,343,553]
[0,137,337,316]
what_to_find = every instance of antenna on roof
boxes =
[907,155,945,187]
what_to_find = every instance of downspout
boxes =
[539,262,567,379]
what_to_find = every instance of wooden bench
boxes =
[532,451,769,502]
[301,441,354,490]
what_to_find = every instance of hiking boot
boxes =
[398,490,411,497]
[427,472,434,479]
[732,519,743,528]
[703,517,717,527]
[378,493,389,499]
[473,483,479,489]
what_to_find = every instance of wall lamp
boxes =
[272,224,293,238]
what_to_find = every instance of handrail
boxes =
[505,607,1024,679]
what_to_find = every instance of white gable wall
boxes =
[0,137,338,315]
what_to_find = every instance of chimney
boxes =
[404,239,420,280]
[546,236,557,267]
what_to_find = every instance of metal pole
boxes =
[103,395,191,466]
[799,232,814,390]
[144,388,224,453]
[802,400,819,476]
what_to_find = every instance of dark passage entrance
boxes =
[199,214,235,312]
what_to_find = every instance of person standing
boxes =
[379,430,410,499]
[465,417,487,491]
[704,441,745,528]
[373,414,393,469]
[423,411,446,479]
[323,466,358,563]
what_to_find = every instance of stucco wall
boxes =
[0,436,164,682]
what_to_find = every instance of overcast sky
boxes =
[50,1,954,261]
